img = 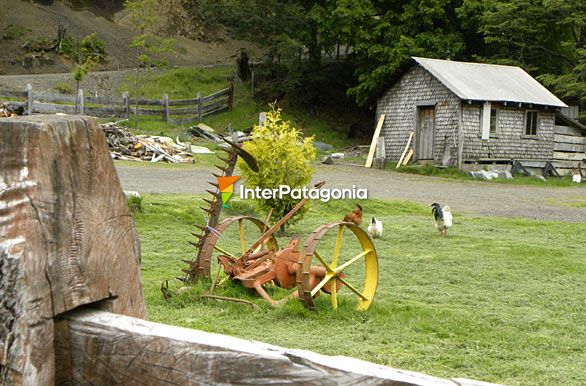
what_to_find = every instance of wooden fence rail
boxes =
[0,82,233,124]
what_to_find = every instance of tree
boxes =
[124,0,175,128]
[238,106,316,230]
[477,0,586,121]
[347,0,478,105]
[66,33,107,113]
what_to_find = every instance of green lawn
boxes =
[133,194,586,386]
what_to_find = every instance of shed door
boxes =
[416,106,435,160]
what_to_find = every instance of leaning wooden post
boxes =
[228,81,234,111]
[76,88,84,115]
[163,94,169,122]
[26,83,32,115]
[122,91,130,119]
[396,131,414,168]
[365,114,385,168]
[197,91,203,122]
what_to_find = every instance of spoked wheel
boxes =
[297,222,378,311]
[197,216,279,281]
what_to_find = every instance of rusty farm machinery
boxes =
[175,139,379,311]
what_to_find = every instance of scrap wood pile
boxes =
[101,122,196,163]
[0,103,24,117]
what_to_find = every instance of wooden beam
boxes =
[0,115,146,385]
[553,151,586,161]
[554,134,585,145]
[365,114,385,168]
[54,309,500,386]
[402,148,414,165]
[396,132,414,168]
[554,142,585,152]
[554,125,585,136]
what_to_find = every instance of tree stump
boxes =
[0,115,146,385]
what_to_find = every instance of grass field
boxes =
[133,194,586,385]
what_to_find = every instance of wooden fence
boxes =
[0,82,233,124]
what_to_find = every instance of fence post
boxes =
[227,81,234,111]
[375,137,386,169]
[26,83,32,115]
[196,92,202,123]
[76,88,84,115]
[122,92,130,119]
[163,94,169,122]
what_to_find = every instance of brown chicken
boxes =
[343,204,363,225]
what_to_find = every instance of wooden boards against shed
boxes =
[365,114,385,168]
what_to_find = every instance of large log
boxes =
[54,309,500,386]
[0,115,146,385]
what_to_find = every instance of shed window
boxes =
[525,111,538,135]
[490,109,498,134]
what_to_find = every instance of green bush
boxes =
[53,82,73,94]
[239,106,316,229]
[59,33,107,63]
[127,195,143,213]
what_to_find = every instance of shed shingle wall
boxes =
[461,105,555,160]
[376,65,460,165]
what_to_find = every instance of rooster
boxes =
[367,217,383,238]
[431,203,452,236]
[343,204,363,225]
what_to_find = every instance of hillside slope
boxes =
[0,0,259,75]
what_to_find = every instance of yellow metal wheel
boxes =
[197,216,278,280]
[297,222,378,311]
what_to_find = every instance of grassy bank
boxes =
[133,194,586,385]
[115,66,354,149]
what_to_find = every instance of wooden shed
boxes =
[376,57,585,173]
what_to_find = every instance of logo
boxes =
[239,184,367,202]
[218,176,240,208]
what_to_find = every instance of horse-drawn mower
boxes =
[175,139,379,311]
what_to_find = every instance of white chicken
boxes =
[571,167,582,183]
[431,203,452,236]
[367,217,383,238]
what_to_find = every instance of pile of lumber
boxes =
[101,123,194,163]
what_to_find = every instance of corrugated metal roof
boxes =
[413,57,567,108]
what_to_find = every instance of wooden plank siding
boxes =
[376,65,460,166]
[554,125,584,136]
[0,84,233,123]
[551,125,586,173]
[375,63,575,168]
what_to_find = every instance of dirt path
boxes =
[115,164,586,222]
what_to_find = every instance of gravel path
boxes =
[115,164,586,223]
